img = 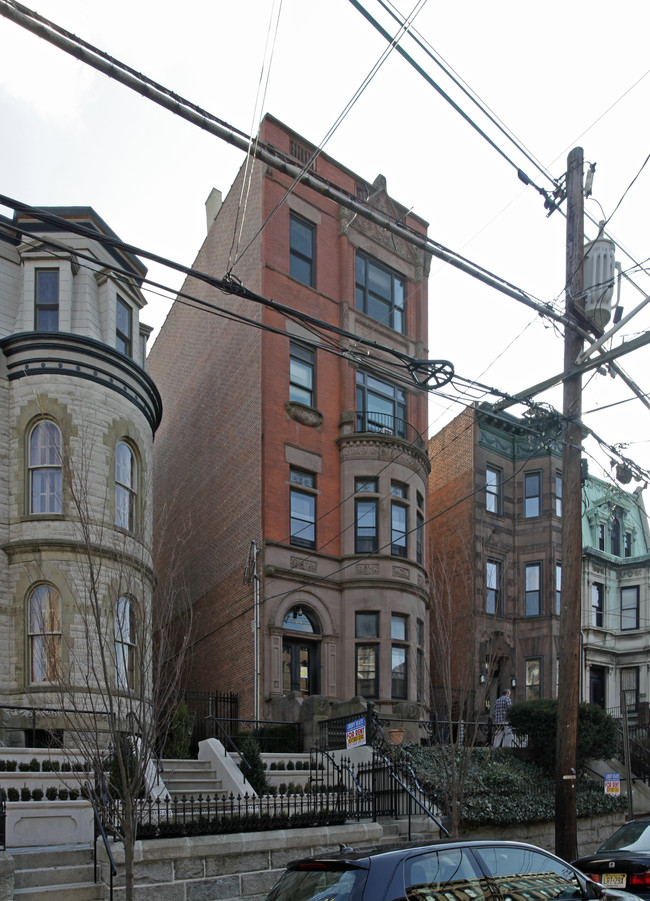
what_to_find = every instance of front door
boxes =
[282,639,320,695]
[590,666,606,708]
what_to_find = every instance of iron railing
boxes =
[354,412,425,450]
[181,690,238,753]
[208,717,302,753]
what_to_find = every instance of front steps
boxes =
[159,757,226,798]
[11,844,103,901]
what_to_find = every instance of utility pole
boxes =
[555,147,584,861]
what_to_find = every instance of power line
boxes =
[0,0,588,341]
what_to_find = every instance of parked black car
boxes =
[266,839,635,901]
[573,818,650,898]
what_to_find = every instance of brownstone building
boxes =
[427,405,564,712]
[428,403,650,717]
[149,116,431,726]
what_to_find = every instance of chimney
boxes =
[205,188,222,233]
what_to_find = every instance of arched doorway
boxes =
[282,606,321,695]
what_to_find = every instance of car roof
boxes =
[287,839,562,870]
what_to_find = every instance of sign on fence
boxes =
[604,773,621,795]
[346,717,366,749]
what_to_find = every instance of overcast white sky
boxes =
[1,0,649,483]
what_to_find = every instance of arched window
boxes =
[29,421,62,514]
[282,606,321,695]
[115,597,136,690]
[29,585,61,683]
[115,442,136,531]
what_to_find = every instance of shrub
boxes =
[6,760,16,772]
[236,734,270,795]
[20,786,31,801]
[46,787,57,801]
[277,760,286,771]
[269,762,277,771]
[32,788,44,802]
[42,760,53,772]
[18,762,30,772]
[508,699,618,771]
[7,788,19,802]
[279,782,287,795]
[163,700,194,760]
[61,761,71,773]
[58,788,69,801]
[69,789,79,801]
[286,760,295,771]
[29,757,40,772]
[0,760,5,771]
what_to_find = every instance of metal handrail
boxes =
[372,745,449,836]
[85,781,117,901]
[204,715,251,773]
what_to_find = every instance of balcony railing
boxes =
[355,412,425,449]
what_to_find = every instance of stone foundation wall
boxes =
[96,813,626,901]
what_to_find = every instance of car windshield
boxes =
[266,865,367,901]
[599,822,650,852]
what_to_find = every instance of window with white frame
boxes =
[115,442,136,531]
[525,562,542,616]
[555,473,562,517]
[555,563,562,616]
[524,471,541,518]
[486,560,502,615]
[486,466,502,515]
[115,597,135,690]
[29,584,61,683]
[592,582,604,627]
[29,420,62,515]
[356,645,378,698]
[391,501,407,557]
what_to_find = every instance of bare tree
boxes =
[28,420,191,901]
[425,533,498,837]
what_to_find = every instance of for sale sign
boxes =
[604,773,621,795]
[346,717,366,749]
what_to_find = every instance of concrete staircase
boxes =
[11,844,103,901]
[159,757,226,799]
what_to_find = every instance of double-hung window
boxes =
[355,645,378,698]
[115,442,136,531]
[555,473,563,517]
[356,370,407,437]
[486,466,502,515]
[115,597,135,690]
[621,586,639,631]
[624,532,632,557]
[355,251,405,332]
[524,471,541,518]
[621,667,639,712]
[116,297,132,357]
[611,516,621,556]
[592,582,604,627]
[391,614,408,699]
[525,658,542,700]
[525,562,541,616]
[555,563,562,615]
[355,477,378,554]
[486,560,502,615]
[289,341,315,406]
[391,501,407,557]
[290,468,316,548]
[29,584,61,683]
[290,214,315,287]
[35,269,59,331]
[29,420,62,514]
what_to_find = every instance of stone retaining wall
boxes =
[96,813,627,901]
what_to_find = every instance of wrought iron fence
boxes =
[181,690,238,753]
[208,717,302,753]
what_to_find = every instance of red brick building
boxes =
[149,116,432,727]
[427,405,564,713]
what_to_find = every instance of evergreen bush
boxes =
[236,734,270,795]
[163,700,194,760]
[7,788,19,802]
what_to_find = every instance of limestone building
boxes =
[149,115,431,727]
[0,206,161,746]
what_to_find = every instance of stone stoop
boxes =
[11,844,104,901]
[159,757,226,799]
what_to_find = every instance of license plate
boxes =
[602,874,627,887]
